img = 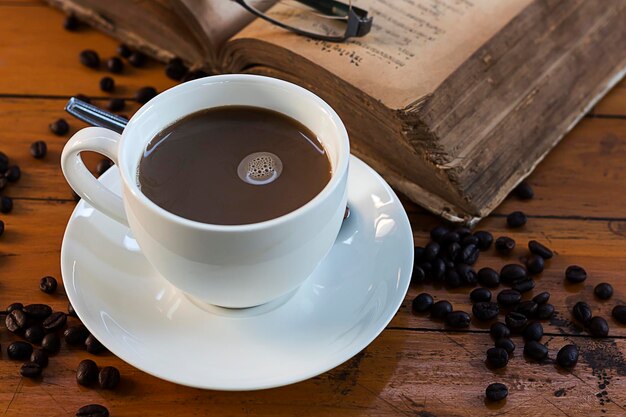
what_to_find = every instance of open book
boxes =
[46,0,626,223]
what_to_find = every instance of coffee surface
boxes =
[137,106,332,225]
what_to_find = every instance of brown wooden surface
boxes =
[0,2,626,416]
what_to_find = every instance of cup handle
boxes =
[61,127,128,226]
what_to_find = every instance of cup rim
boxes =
[118,74,350,232]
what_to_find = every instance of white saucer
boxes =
[61,156,413,390]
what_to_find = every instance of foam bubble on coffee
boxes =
[237,152,283,185]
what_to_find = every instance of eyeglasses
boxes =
[233,0,373,42]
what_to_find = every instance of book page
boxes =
[231,0,532,109]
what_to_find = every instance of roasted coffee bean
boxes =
[42,333,61,354]
[456,263,477,285]
[68,302,78,318]
[30,348,48,368]
[431,300,453,319]
[412,293,434,314]
[454,227,471,239]
[588,316,609,338]
[96,159,114,176]
[473,231,493,250]
[513,181,534,199]
[76,94,91,104]
[165,58,188,81]
[613,305,626,324]
[129,51,147,67]
[181,70,209,82]
[106,57,124,73]
[411,265,425,283]
[445,269,462,288]
[135,86,157,104]
[24,325,45,344]
[63,14,80,31]
[431,258,446,282]
[536,303,555,320]
[497,289,522,307]
[565,265,587,283]
[7,341,33,360]
[500,264,527,284]
[0,196,12,213]
[524,340,548,361]
[505,312,528,332]
[515,301,538,317]
[523,321,543,341]
[495,236,516,254]
[20,361,42,378]
[556,344,579,369]
[528,240,553,259]
[430,225,449,242]
[512,278,535,294]
[0,219,4,236]
[486,347,509,368]
[76,404,109,417]
[485,382,508,402]
[30,140,47,159]
[461,235,479,247]
[6,165,20,182]
[525,255,544,275]
[533,292,550,305]
[79,50,100,68]
[495,338,516,354]
[6,309,27,333]
[43,312,67,332]
[107,98,126,113]
[424,242,440,261]
[460,243,480,265]
[470,287,492,303]
[65,325,90,346]
[506,211,527,228]
[39,276,58,294]
[0,152,7,173]
[472,302,499,321]
[117,43,132,58]
[477,267,500,288]
[414,246,425,262]
[572,301,592,325]
[440,231,460,246]
[419,263,432,279]
[446,242,461,261]
[0,174,7,190]
[7,302,23,313]
[85,334,106,354]
[99,366,120,389]
[77,359,99,386]
[49,118,69,135]
[594,283,613,300]
[99,76,115,92]
[443,259,455,270]
[446,311,471,328]
[490,322,510,340]
[24,303,52,320]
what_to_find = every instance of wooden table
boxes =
[1,2,626,416]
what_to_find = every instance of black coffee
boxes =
[137,106,332,225]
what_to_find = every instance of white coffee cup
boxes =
[61,74,350,308]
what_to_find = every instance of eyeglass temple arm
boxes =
[295,0,370,21]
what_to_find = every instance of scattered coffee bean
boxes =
[495,236,516,254]
[454,227,472,239]
[565,265,587,283]
[445,311,471,328]
[106,57,124,74]
[524,340,548,361]
[165,58,188,81]
[414,246,425,262]
[24,303,52,320]
[472,230,493,251]
[486,347,509,368]
[446,242,461,261]
[556,344,579,369]
[440,231,460,246]
[533,292,550,305]
[495,338,515,354]
[525,255,544,275]
[0,219,4,236]
[181,70,209,82]
[461,235,479,247]
[49,118,69,135]
[412,293,434,314]
[7,302,23,312]
[515,301,538,318]
[0,196,12,213]
[6,309,27,332]
[445,269,462,288]
[497,289,522,307]
[456,263,477,285]
[528,240,553,259]
[512,278,535,294]
[135,86,157,104]
[0,153,8,174]
[68,302,78,318]
[77,359,99,386]
[490,322,511,340]
[424,241,440,261]
[0,174,7,190]
[39,276,58,294]
[612,305,626,324]
[7,341,33,360]
[507,211,527,228]
[6,165,20,182]
[505,312,528,332]
[99,76,115,92]
[76,94,91,103]
[20,361,42,378]
[30,140,47,159]
[128,51,147,67]
[117,43,132,58]
[43,311,67,333]
[411,265,425,283]
[572,301,592,325]
[594,283,613,300]
[64,325,90,346]
[42,333,61,354]
[79,50,100,69]
[485,382,508,402]
[76,404,109,417]
[588,316,609,337]
[30,348,48,368]
[470,287,492,303]
[24,325,45,344]
[477,267,500,288]
[430,225,449,242]
[419,263,432,279]
[85,334,106,354]
[536,303,555,320]
[431,300,453,319]
[472,302,499,321]
[107,98,125,112]
[99,366,120,389]
[523,322,543,341]
[513,181,534,199]
[430,258,445,282]
[460,244,480,265]
[96,158,114,176]
[63,14,80,31]
[500,264,527,284]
